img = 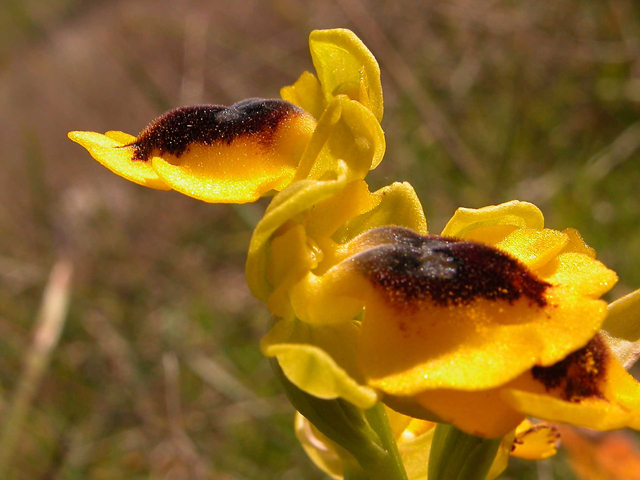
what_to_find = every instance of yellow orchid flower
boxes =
[68,25,640,479]
[262,198,640,439]
[256,178,427,408]
[68,29,384,204]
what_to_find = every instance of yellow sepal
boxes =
[441,200,544,239]
[294,96,385,182]
[280,71,325,119]
[309,29,383,122]
[603,288,640,342]
[494,228,568,270]
[304,180,381,240]
[246,163,350,302]
[261,318,379,409]
[333,182,428,244]
[294,413,344,479]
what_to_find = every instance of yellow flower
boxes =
[294,409,559,479]
[262,198,640,438]
[68,29,384,204]
[68,24,640,474]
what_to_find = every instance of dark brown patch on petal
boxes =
[351,226,550,308]
[127,98,305,160]
[532,334,608,401]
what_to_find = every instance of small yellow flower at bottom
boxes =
[294,410,558,480]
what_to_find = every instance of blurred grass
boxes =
[0,0,639,478]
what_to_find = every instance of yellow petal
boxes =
[384,407,415,439]
[441,200,544,239]
[395,423,436,480]
[495,228,568,270]
[536,252,618,298]
[603,288,640,342]
[503,345,640,431]
[267,225,317,288]
[68,131,170,190]
[261,318,378,409]
[266,224,319,319]
[305,180,381,240]
[357,286,608,394]
[487,430,516,480]
[281,71,325,119]
[312,182,428,275]
[246,163,349,302]
[288,269,366,325]
[510,419,559,460]
[414,387,525,439]
[333,182,428,244]
[150,108,316,203]
[294,413,344,479]
[294,96,385,182]
[286,226,610,389]
[265,182,427,315]
[562,228,596,258]
[104,130,136,143]
[309,29,383,122]
[503,387,635,431]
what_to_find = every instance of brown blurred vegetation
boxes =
[0,0,639,478]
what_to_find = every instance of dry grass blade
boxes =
[584,122,640,181]
[0,260,73,476]
[160,352,207,479]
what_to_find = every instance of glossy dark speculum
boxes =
[128,98,305,160]
[351,226,550,309]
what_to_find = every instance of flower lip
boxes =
[127,98,308,160]
[532,333,608,401]
[350,226,551,309]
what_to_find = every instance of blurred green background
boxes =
[1,0,639,478]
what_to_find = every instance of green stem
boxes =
[342,458,368,480]
[428,423,502,480]
[271,359,408,480]
[363,402,408,480]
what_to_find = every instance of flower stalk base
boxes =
[272,359,408,480]
[428,423,503,480]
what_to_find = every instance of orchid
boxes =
[69,28,640,480]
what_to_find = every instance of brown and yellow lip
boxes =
[128,98,310,161]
